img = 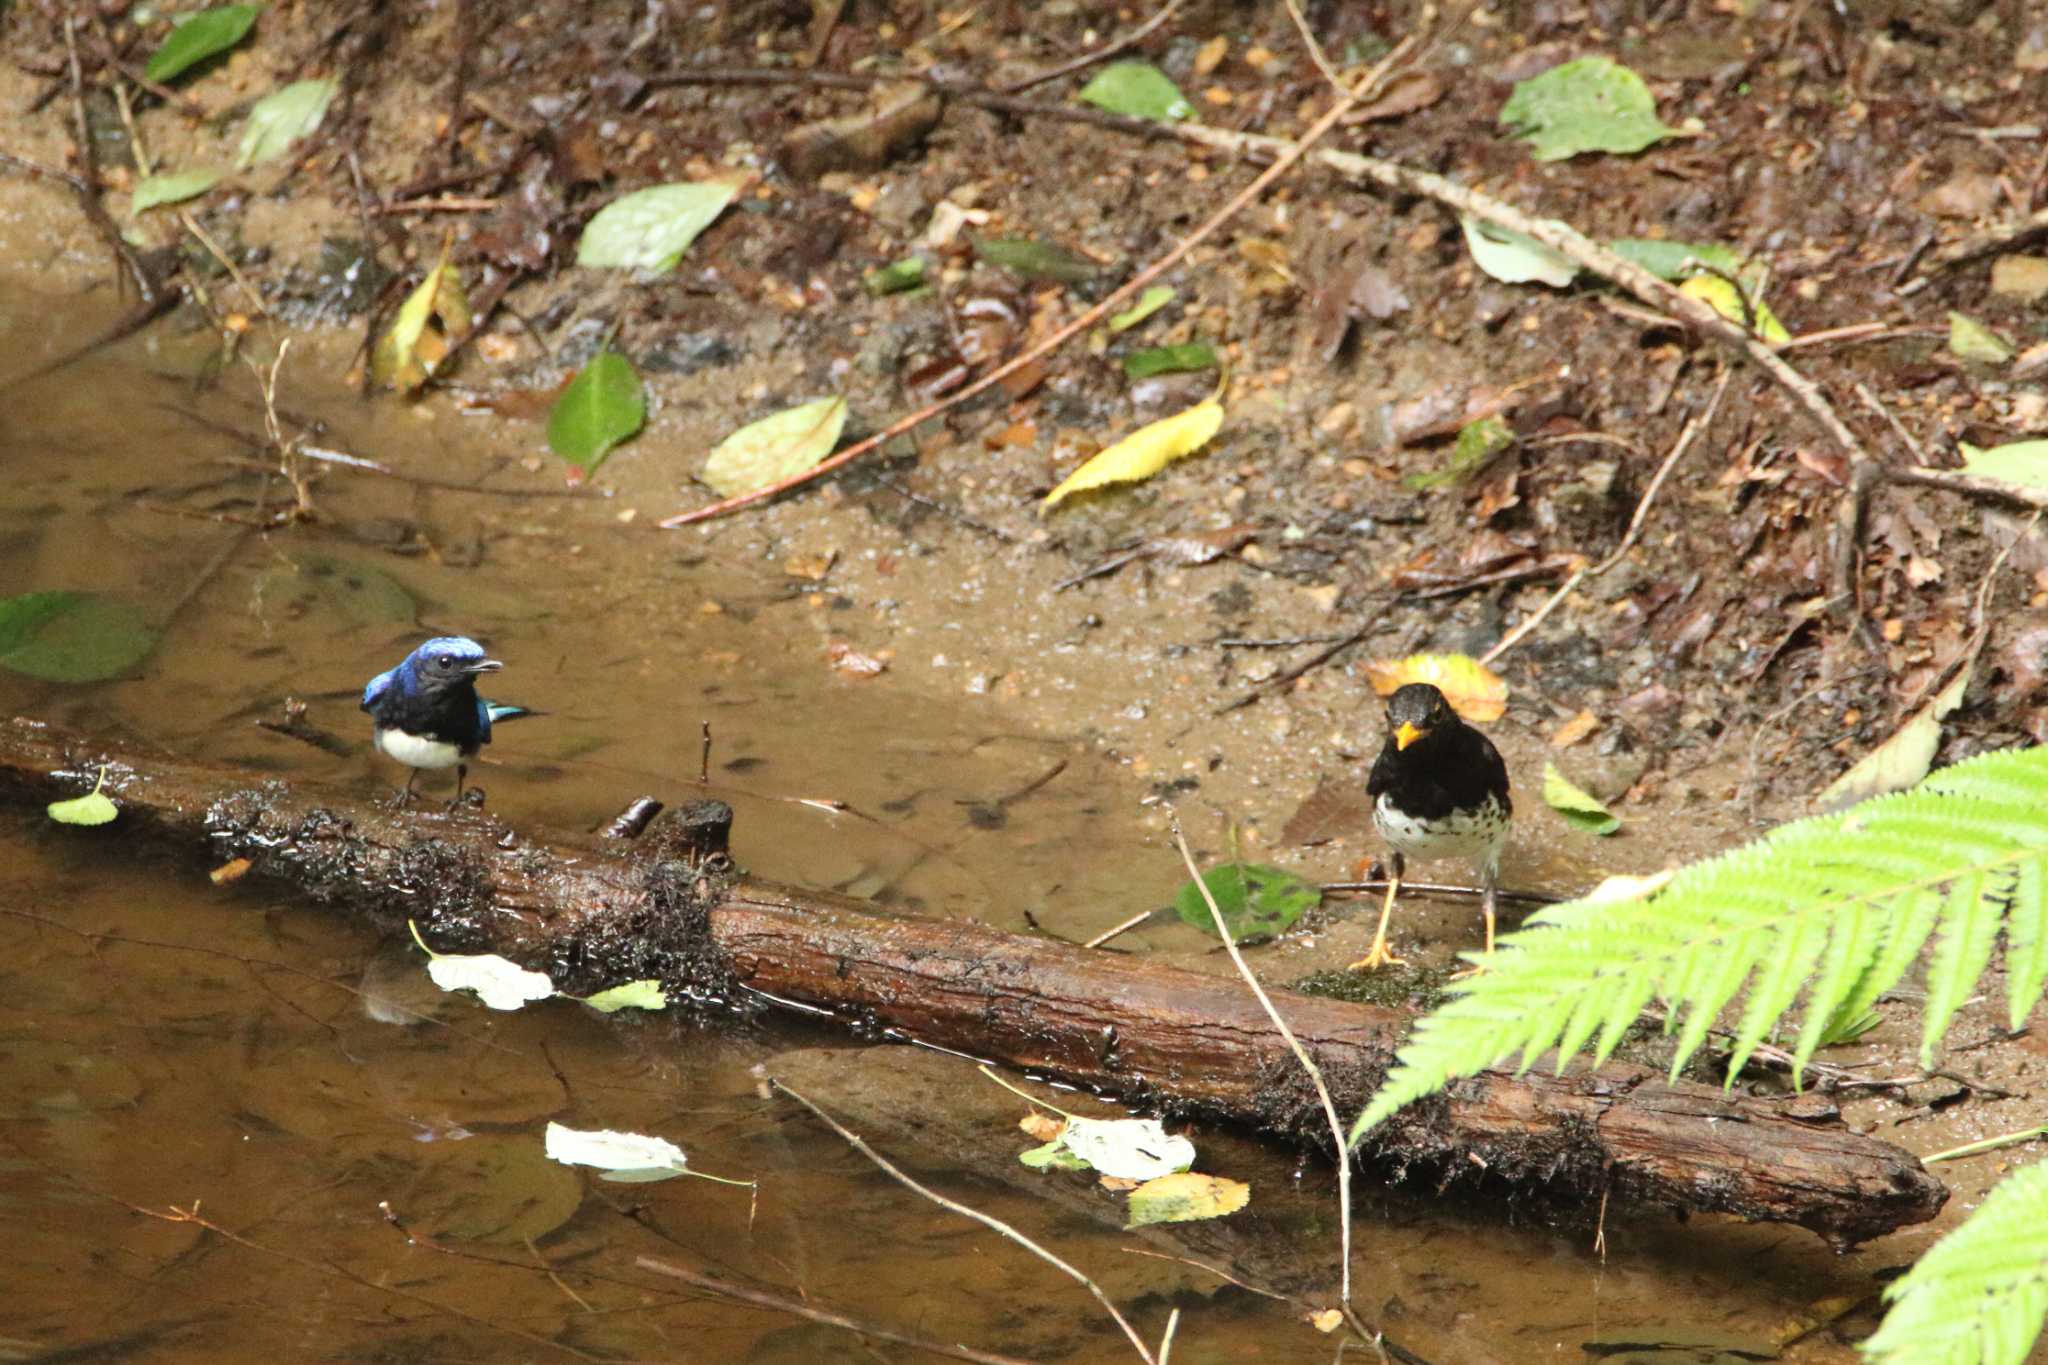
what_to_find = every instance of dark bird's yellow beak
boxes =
[1394,721,1424,751]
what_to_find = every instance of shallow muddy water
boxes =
[0,275,1947,1363]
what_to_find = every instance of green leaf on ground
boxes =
[1124,1172,1250,1228]
[1461,216,1578,288]
[973,236,1098,285]
[1108,286,1175,333]
[863,257,926,295]
[578,979,668,1013]
[1959,440,2048,490]
[1173,862,1320,940]
[47,766,117,827]
[547,348,646,475]
[0,592,157,682]
[1608,238,1753,283]
[371,249,471,392]
[576,180,739,273]
[1949,312,2015,364]
[1077,61,1193,121]
[1122,342,1217,379]
[1543,761,1621,835]
[1405,415,1516,492]
[1499,56,1680,161]
[132,167,224,214]
[701,396,848,498]
[146,4,260,83]
[235,78,336,169]
[254,554,417,628]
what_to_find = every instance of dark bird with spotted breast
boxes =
[1350,682,1512,971]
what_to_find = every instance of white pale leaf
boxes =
[1460,215,1578,288]
[545,1121,688,1173]
[1058,1117,1196,1180]
[425,952,556,1010]
[577,180,739,273]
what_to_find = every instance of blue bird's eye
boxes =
[438,655,457,668]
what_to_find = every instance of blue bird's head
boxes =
[398,637,500,695]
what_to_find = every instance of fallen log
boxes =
[0,715,1945,1246]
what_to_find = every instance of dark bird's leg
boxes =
[453,763,469,804]
[1450,857,1504,981]
[1349,851,1407,971]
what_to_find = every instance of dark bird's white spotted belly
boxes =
[1374,792,1510,871]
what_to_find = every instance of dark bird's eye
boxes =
[437,654,456,668]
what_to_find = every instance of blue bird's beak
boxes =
[464,658,503,675]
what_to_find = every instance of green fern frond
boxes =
[1350,745,2048,1141]
[1859,1159,2048,1365]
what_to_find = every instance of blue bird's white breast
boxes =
[374,725,467,771]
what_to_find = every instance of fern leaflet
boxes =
[1860,1159,2048,1365]
[1350,745,2048,1142]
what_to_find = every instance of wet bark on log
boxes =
[0,716,1945,1246]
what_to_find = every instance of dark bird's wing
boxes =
[1366,739,1400,799]
[1457,727,1512,815]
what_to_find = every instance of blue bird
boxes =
[360,637,531,802]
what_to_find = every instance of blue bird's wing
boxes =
[361,668,397,713]
[476,698,534,744]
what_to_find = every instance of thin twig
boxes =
[1084,907,1159,949]
[1168,815,1351,1309]
[1215,598,1394,713]
[1283,0,1347,95]
[768,1079,1159,1365]
[1920,1123,2048,1165]
[1479,367,1731,667]
[1321,879,1564,906]
[998,0,1189,94]
[658,39,1418,528]
[635,1257,1036,1365]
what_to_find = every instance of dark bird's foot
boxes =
[453,785,487,810]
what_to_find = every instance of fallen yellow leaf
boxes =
[1361,652,1508,723]
[1678,274,1789,344]
[371,246,471,392]
[1041,396,1224,511]
[1550,708,1600,748]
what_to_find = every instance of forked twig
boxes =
[769,1078,1160,1364]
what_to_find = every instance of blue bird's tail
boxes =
[483,701,536,725]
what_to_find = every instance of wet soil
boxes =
[3,0,2048,1360]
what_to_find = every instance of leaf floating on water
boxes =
[1361,652,1508,723]
[1077,61,1193,122]
[1814,665,1973,812]
[544,1121,689,1179]
[1498,56,1681,161]
[1461,216,1578,288]
[1124,1172,1250,1228]
[1018,1139,1093,1171]
[1053,1117,1196,1181]
[1173,863,1320,939]
[1042,396,1224,511]
[1122,342,1217,379]
[236,78,336,169]
[132,167,224,214]
[409,920,555,1010]
[1957,439,2048,490]
[371,247,472,393]
[578,979,668,1013]
[47,765,117,827]
[547,348,646,475]
[1677,275,1790,344]
[1542,761,1620,835]
[701,396,849,498]
[576,179,740,273]
[147,4,259,84]
[0,591,157,683]
[1948,311,2014,365]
